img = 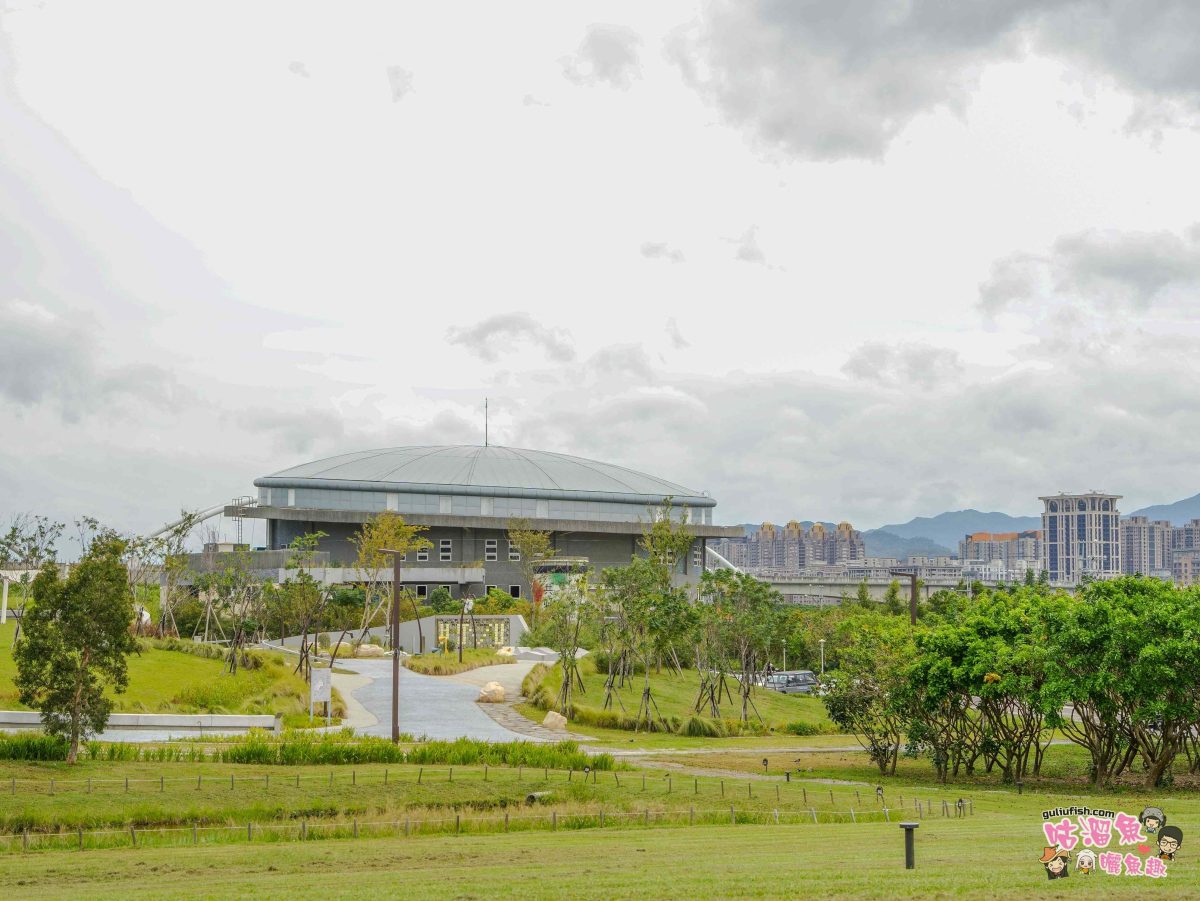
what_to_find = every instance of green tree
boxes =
[507,519,556,627]
[427,586,457,614]
[701,568,782,723]
[350,512,431,644]
[855,579,872,607]
[821,612,912,775]
[14,537,137,763]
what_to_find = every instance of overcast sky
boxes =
[3,1,1200,543]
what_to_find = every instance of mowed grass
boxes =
[405,648,516,676]
[0,815,1193,899]
[0,621,314,717]
[533,661,833,733]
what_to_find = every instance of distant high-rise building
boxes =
[1120,516,1174,578]
[1040,492,1121,585]
[959,531,1042,575]
[1173,550,1200,587]
[714,520,865,575]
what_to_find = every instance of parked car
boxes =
[763,670,820,695]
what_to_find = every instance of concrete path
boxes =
[334,658,543,742]
[450,660,591,742]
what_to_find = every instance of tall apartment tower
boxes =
[1040,492,1122,585]
[1120,516,1174,578]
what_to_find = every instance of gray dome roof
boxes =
[254,445,715,507]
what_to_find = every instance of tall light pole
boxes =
[381,549,418,744]
[818,638,825,675]
[0,576,9,626]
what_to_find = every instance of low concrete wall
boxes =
[0,711,279,733]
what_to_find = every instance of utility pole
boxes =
[382,549,407,743]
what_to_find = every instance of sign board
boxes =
[310,669,332,704]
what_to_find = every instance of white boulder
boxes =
[355,643,387,658]
[478,681,506,703]
[543,710,568,731]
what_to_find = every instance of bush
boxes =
[677,715,726,738]
[405,649,516,676]
[784,720,824,736]
[0,732,68,761]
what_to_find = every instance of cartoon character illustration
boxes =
[1157,825,1183,861]
[1039,846,1070,879]
[1139,807,1166,834]
[1075,849,1096,874]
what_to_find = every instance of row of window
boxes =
[396,538,523,564]
[412,584,522,599]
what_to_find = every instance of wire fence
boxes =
[0,765,975,816]
[0,798,976,854]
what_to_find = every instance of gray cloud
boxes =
[562,24,642,89]
[640,241,685,263]
[387,66,413,102]
[670,1,1200,161]
[665,318,690,349]
[980,224,1200,314]
[0,300,181,420]
[446,313,575,363]
[288,61,310,78]
[734,226,766,264]
[842,342,963,388]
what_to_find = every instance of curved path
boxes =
[333,658,547,742]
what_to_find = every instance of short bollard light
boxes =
[899,822,919,869]
[761,758,769,775]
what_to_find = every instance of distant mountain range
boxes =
[732,492,1200,562]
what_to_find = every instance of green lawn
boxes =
[0,621,318,719]
[404,647,516,676]
[529,660,833,735]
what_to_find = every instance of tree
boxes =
[882,580,904,616]
[14,537,137,763]
[855,580,872,608]
[1,513,64,642]
[427,586,457,614]
[507,519,555,627]
[701,568,782,724]
[350,512,431,645]
[821,612,912,775]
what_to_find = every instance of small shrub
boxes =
[0,732,68,761]
[677,715,726,738]
[784,720,824,736]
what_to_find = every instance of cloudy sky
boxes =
[3,1,1200,543]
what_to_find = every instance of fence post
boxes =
[856,789,860,803]
[600,809,605,828]
[850,808,856,823]
[265,774,269,790]
[78,827,83,851]
[552,812,557,831]
[301,821,307,841]
[197,775,202,790]
[50,778,54,795]
[810,807,817,824]
[568,768,573,782]
[614,773,620,787]
[504,811,509,832]
[484,765,488,782]
[125,777,129,793]
[329,771,333,787]
[829,789,834,804]
[720,780,725,797]
[11,777,14,796]
[642,774,645,791]
[384,769,388,785]
[353,819,358,839]
[747,782,752,799]
[689,805,694,826]
[405,816,410,837]
[248,822,253,841]
[193,824,198,844]
[644,810,649,827]
[160,775,164,793]
[295,773,299,788]
[449,767,453,783]
[970,800,974,816]
[730,805,736,825]
[23,831,28,852]
[694,778,698,795]
[667,775,671,793]
[802,787,807,804]
[884,807,890,823]
[352,769,356,786]
[418,768,423,784]
[773,809,779,825]
[456,814,460,834]
[231,773,234,791]
[130,826,136,847]
[88,778,92,794]
[942,800,948,817]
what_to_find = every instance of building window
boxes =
[440,539,452,563]
[440,584,452,595]
[416,549,429,562]
[509,585,521,598]
[692,545,701,568]
[508,543,521,562]
[485,538,498,562]
[415,585,428,599]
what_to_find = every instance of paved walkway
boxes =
[334,658,550,742]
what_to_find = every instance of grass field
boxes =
[529,661,833,735]
[404,648,517,676]
[0,789,1193,898]
[0,621,325,720]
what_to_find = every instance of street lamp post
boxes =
[381,549,418,744]
[0,576,9,626]
[818,638,825,675]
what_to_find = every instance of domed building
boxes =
[229,445,739,600]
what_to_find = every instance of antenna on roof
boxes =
[484,397,488,447]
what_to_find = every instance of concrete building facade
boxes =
[230,445,740,599]
[1120,516,1174,579]
[1040,492,1122,585]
